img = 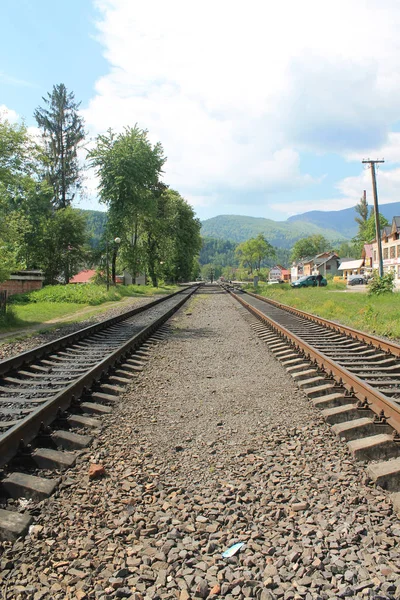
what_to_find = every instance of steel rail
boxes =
[244,290,400,356]
[0,286,198,468]
[0,286,192,377]
[230,289,400,435]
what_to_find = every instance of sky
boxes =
[2,0,400,222]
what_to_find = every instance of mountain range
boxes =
[80,200,400,251]
[200,201,400,247]
[287,201,400,238]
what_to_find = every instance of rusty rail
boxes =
[230,289,400,435]
[245,290,400,356]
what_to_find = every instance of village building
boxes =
[338,259,364,279]
[69,269,97,284]
[70,269,135,285]
[269,265,291,282]
[0,270,44,297]
[290,257,313,282]
[291,252,340,281]
[309,252,340,277]
[337,245,374,280]
[370,217,400,284]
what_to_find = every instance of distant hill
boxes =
[200,215,347,248]
[287,201,400,238]
[76,209,107,248]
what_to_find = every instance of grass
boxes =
[9,283,178,306]
[246,282,400,340]
[0,283,179,335]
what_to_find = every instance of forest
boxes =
[0,84,201,288]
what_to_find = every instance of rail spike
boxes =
[373,410,387,424]
[357,398,369,409]
[392,430,400,442]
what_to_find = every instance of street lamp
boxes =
[106,237,121,290]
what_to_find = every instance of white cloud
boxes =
[337,166,400,206]
[85,1,400,217]
[346,133,400,165]
[271,165,400,218]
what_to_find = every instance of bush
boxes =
[368,271,395,296]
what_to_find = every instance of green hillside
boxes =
[201,215,347,248]
[76,209,107,248]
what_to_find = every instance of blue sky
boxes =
[2,0,400,222]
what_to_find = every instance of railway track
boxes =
[0,285,198,540]
[226,286,400,507]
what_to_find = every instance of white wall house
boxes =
[371,217,400,285]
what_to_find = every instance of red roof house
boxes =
[69,269,97,284]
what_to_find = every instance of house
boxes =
[310,252,340,277]
[291,257,313,282]
[337,245,373,280]
[370,217,400,283]
[362,244,373,275]
[69,269,97,284]
[338,258,364,279]
[291,252,340,281]
[123,271,146,285]
[0,270,44,297]
[269,265,291,282]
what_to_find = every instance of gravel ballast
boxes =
[1,289,400,600]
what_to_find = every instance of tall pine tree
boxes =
[35,83,85,209]
[355,191,368,226]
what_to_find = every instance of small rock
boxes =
[210,584,221,595]
[88,463,106,479]
[291,502,308,512]
[195,578,209,598]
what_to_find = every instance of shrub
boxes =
[368,271,395,296]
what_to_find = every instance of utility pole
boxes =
[362,159,384,277]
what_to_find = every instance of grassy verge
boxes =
[0,284,179,335]
[9,283,178,305]
[246,283,400,340]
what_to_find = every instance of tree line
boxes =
[0,84,201,286]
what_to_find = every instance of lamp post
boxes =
[106,237,121,290]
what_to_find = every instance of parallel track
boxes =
[227,286,400,495]
[0,286,198,469]
[231,288,400,429]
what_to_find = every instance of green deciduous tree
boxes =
[88,126,166,281]
[290,235,330,261]
[34,207,88,284]
[35,83,85,209]
[353,209,389,256]
[236,234,276,273]
[336,240,358,258]
[0,115,53,281]
[89,127,201,286]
